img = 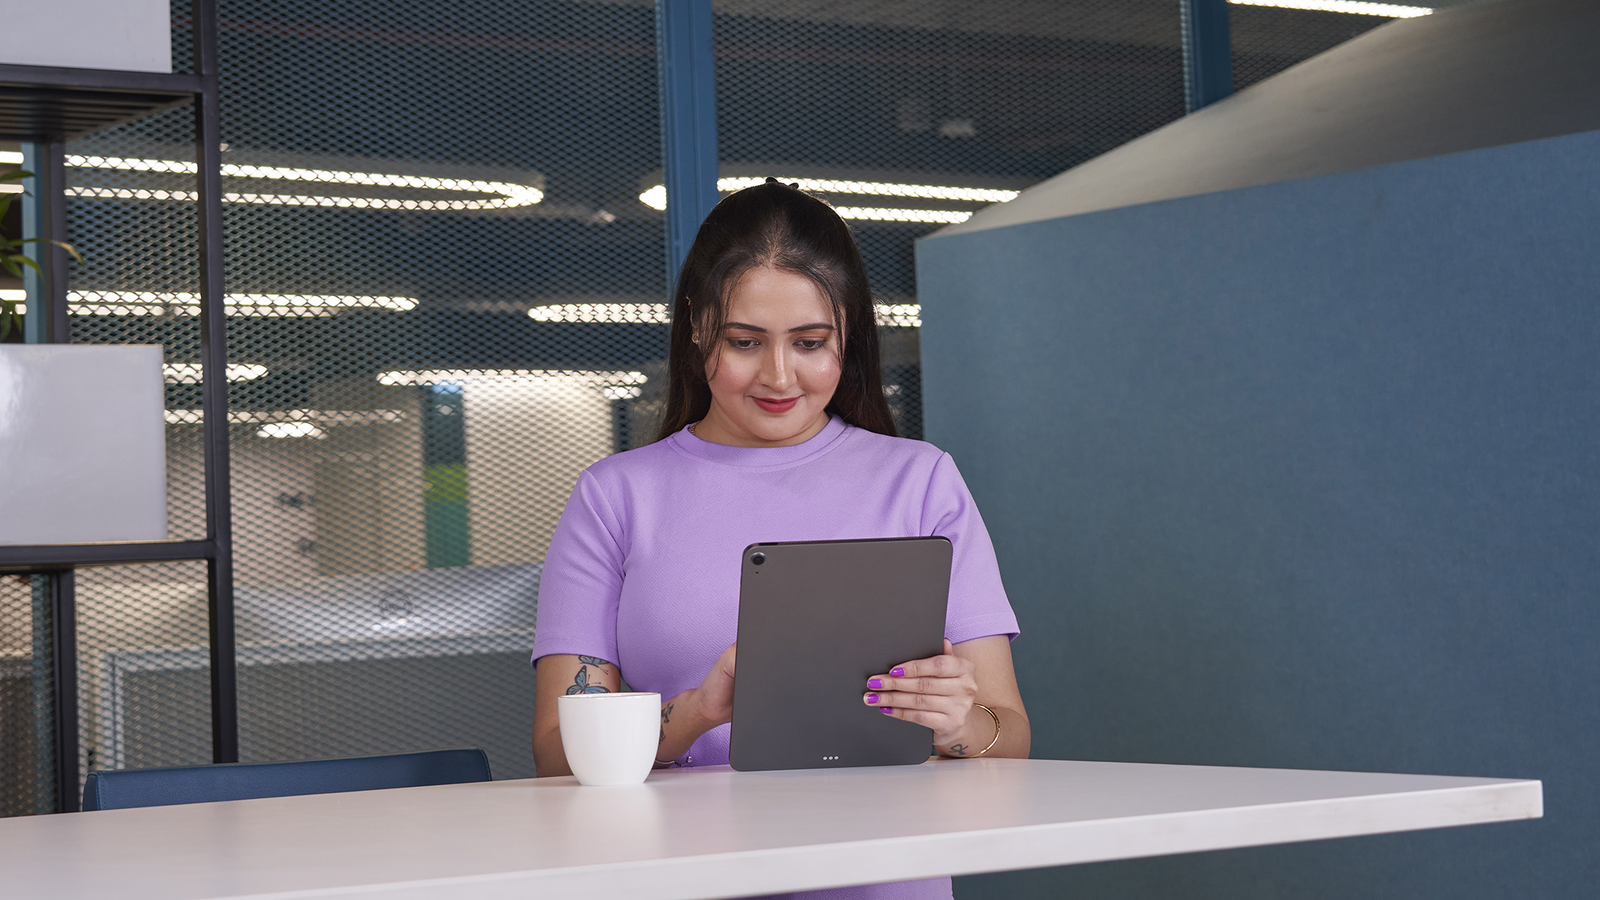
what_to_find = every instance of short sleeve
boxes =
[530,470,627,666]
[923,453,1020,643]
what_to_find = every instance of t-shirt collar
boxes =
[669,414,850,467]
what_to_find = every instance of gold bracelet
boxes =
[972,704,1001,757]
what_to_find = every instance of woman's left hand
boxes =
[863,639,978,748]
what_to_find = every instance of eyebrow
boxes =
[722,321,836,334]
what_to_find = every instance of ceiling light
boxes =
[0,184,20,194]
[68,291,417,316]
[0,150,23,165]
[1227,0,1431,16]
[163,363,267,384]
[522,301,924,327]
[529,303,672,324]
[257,422,324,439]
[166,408,406,425]
[717,177,1017,204]
[638,177,1014,223]
[66,155,543,210]
[831,207,971,224]
[377,369,649,387]
[875,304,922,328]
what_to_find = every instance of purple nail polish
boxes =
[890,667,905,678]
[867,678,883,689]
[881,707,894,714]
[866,693,880,704]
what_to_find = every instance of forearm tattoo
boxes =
[566,657,613,695]
[659,702,674,743]
[946,743,969,757]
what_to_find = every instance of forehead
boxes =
[723,266,831,327]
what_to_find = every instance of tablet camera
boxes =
[750,552,765,566]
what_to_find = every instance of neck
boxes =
[691,409,831,448]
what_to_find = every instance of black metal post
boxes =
[192,0,238,765]
[49,572,80,812]
[1182,0,1234,113]
[42,140,69,343]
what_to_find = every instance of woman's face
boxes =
[694,265,842,448]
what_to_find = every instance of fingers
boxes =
[876,703,959,737]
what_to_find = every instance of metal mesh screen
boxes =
[711,0,1188,439]
[0,576,53,817]
[55,0,663,786]
[75,563,214,776]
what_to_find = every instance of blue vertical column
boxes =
[656,0,721,282]
[1182,0,1234,113]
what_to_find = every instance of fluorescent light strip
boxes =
[525,301,923,327]
[1227,0,1431,16]
[529,302,671,324]
[165,408,406,425]
[717,177,1018,204]
[68,291,417,316]
[875,304,922,328]
[164,363,268,384]
[66,155,543,210]
[0,184,21,194]
[257,422,324,439]
[833,207,971,224]
[0,150,23,165]
[377,368,649,387]
[639,178,1011,222]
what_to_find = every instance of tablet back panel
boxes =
[729,537,951,772]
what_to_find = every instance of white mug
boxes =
[557,692,661,786]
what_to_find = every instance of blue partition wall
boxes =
[920,129,1599,900]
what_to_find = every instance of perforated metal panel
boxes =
[7,0,1430,813]
[0,576,53,818]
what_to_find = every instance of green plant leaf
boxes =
[1,254,41,276]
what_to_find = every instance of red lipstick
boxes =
[753,397,799,414]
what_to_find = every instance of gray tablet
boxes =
[728,536,952,772]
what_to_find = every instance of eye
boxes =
[795,339,829,351]
[726,337,760,350]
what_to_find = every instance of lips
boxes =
[753,397,799,414]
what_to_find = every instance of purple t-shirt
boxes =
[530,415,1019,900]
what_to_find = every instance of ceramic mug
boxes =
[557,692,661,786]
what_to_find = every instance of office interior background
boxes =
[6,0,1590,898]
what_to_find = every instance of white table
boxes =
[0,759,1540,899]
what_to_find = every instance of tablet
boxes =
[728,536,952,772]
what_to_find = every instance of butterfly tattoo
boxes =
[566,664,611,695]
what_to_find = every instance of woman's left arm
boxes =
[865,635,1030,759]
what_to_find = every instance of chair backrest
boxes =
[82,748,492,811]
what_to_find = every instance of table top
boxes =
[0,758,1541,900]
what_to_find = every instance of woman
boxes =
[531,179,1028,900]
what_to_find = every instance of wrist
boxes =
[937,703,1000,758]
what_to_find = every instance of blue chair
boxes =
[82,748,492,811]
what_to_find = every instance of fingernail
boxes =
[890,667,905,678]
[867,678,883,689]
[881,707,894,714]
[865,693,880,704]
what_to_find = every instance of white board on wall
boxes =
[3,0,172,74]
[0,345,167,545]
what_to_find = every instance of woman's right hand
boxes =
[687,641,737,725]
[657,642,736,765]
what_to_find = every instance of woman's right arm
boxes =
[532,643,738,776]
[532,654,622,777]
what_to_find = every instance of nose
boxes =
[761,343,793,390]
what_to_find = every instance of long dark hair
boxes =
[654,179,898,442]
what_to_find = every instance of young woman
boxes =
[531,179,1028,900]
